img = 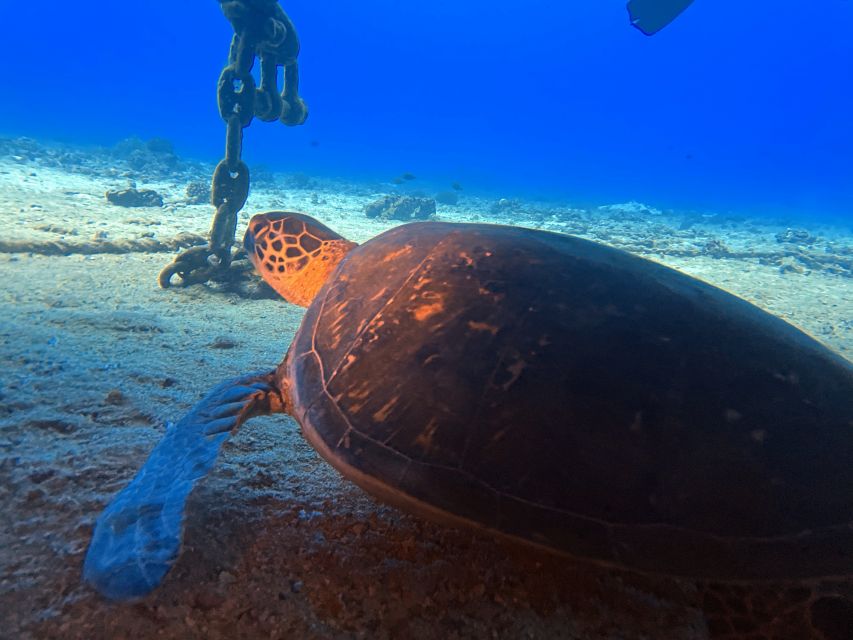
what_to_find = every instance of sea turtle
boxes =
[85,212,853,638]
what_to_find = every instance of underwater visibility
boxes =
[1,1,852,639]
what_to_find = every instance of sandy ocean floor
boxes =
[0,136,851,640]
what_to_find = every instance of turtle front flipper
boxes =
[83,372,278,601]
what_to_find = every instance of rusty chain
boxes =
[159,0,308,288]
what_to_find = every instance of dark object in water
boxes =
[451,182,463,191]
[627,0,695,35]
[364,195,436,221]
[105,188,163,208]
[391,172,417,185]
[85,214,853,638]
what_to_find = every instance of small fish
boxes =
[451,182,463,191]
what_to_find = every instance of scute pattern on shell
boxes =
[284,221,853,583]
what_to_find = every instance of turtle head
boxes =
[244,212,357,307]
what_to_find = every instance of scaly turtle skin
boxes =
[85,212,853,638]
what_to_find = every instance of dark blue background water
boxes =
[2,1,851,219]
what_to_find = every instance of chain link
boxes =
[159,0,307,288]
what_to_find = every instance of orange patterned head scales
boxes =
[244,212,357,307]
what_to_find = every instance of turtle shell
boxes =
[280,222,853,582]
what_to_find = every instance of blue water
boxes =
[2,1,851,220]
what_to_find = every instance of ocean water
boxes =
[1,0,851,220]
[2,2,853,639]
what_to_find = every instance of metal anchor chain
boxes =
[159,0,308,288]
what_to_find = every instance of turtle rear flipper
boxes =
[83,372,275,601]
